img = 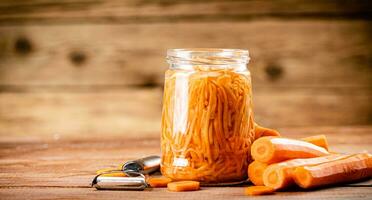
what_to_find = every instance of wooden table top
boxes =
[1,126,371,200]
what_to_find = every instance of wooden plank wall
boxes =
[0,0,371,138]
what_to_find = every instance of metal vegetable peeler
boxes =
[92,155,161,190]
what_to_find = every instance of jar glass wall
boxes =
[161,49,255,183]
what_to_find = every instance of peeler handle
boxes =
[92,155,160,190]
[122,155,161,175]
[92,175,147,190]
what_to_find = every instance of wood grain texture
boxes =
[0,0,371,25]
[0,1,371,198]
[0,1,371,132]
[0,127,371,199]
[1,87,371,137]
[0,88,163,138]
[0,186,372,200]
[0,21,371,87]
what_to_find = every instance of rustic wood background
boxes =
[0,0,371,139]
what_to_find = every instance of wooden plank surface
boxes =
[0,88,163,137]
[0,126,371,199]
[0,1,371,140]
[0,0,371,25]
[1,87,371,137]
[1,21,371,87]
[1,186,372,200]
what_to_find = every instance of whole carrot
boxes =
[254,124,280,139]
[293,153,372,189]
[301,135,329,150]
[248,135,331,187]
[248,161,269,186]
[251,136,329,164]
[263,154,348,190]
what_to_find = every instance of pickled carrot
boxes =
[161,69,256,183]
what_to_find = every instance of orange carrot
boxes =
[251,136,329,164]
[247,135,330,186]
[301,135,329,150]
[248,161,269,186]
[167,181,200,192]
[293,153,372,189]
[254,124,280,139]
[148,177,172,188]
[244,186,275,196]
[263,154,348,190]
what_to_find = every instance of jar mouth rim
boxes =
[167,48,250,65]
[167,48,249,58]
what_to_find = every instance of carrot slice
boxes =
[301,135,329,150]
[254,124,280,139]
[251,136,329,164]
[248,161,269,186]
[167,181,200,192]
[293,153,372,189]
[148,177,172,188]
[263,154,348,190]
[244,186,275,196]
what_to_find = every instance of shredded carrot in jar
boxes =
[161,67,255,183]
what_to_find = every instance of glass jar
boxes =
[160,49,255,183]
